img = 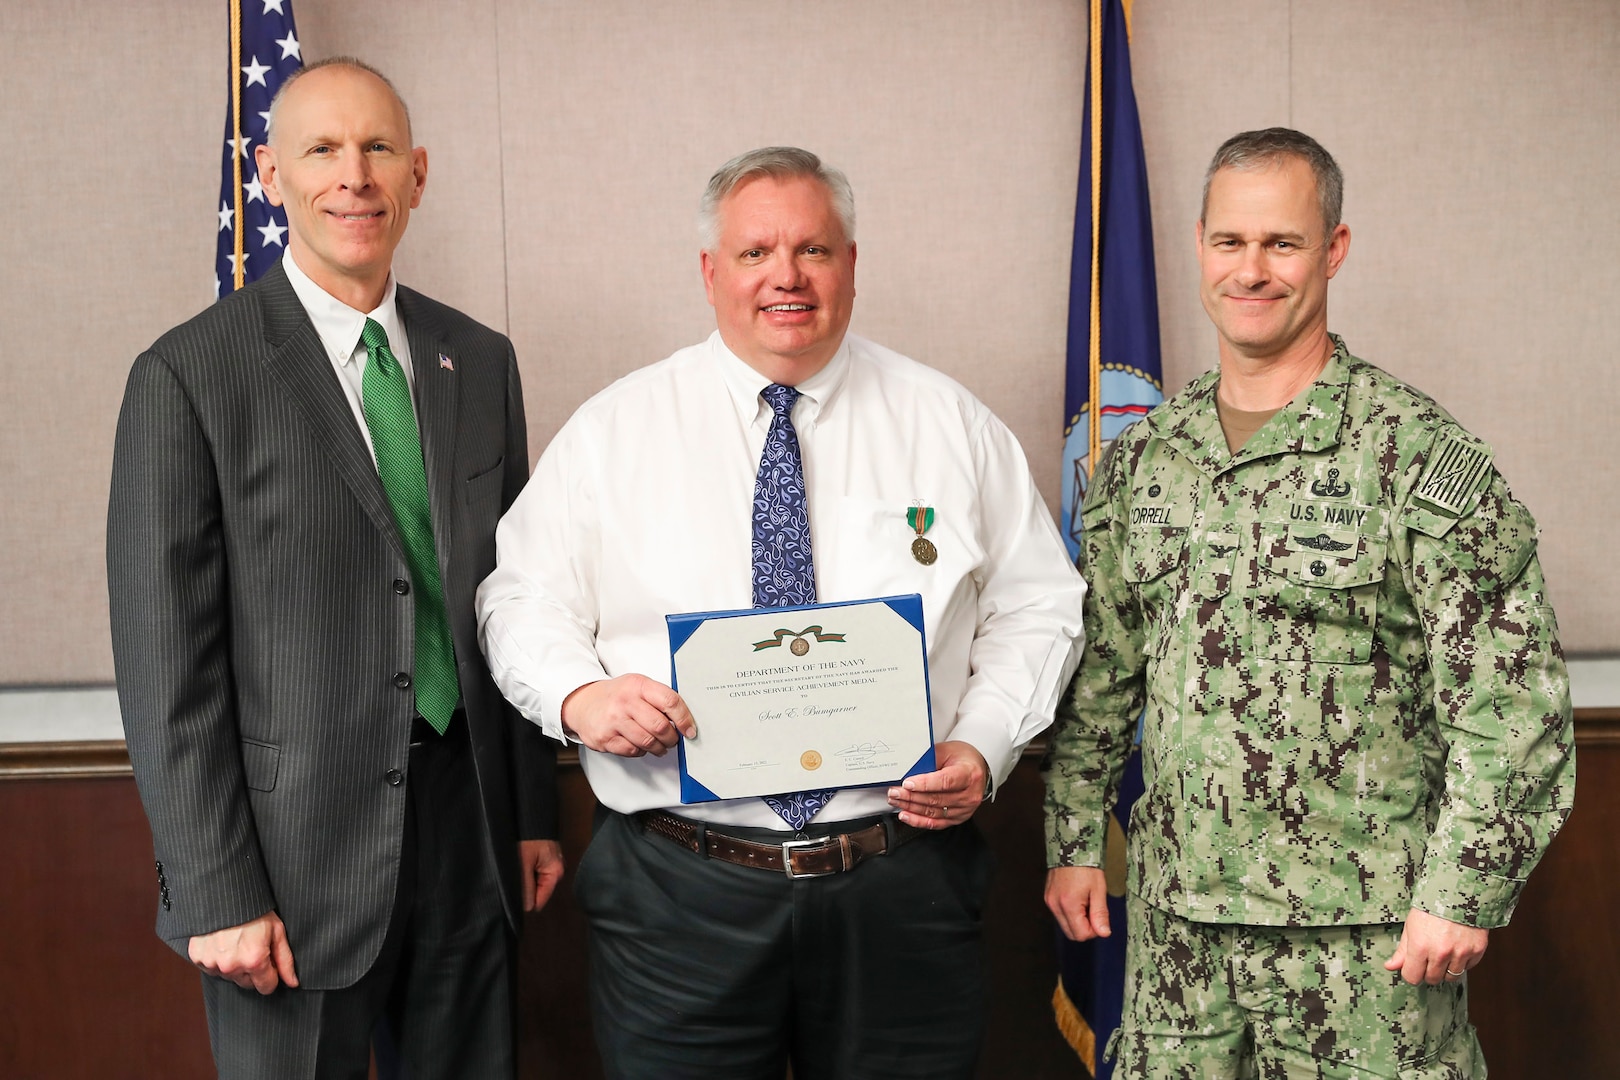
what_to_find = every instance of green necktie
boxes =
[360,318,460,733]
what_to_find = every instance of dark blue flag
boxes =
[217,0,302,298]
[1054,1,1158,1076]
[1060,0,1162,558]
[1053,750,1144,1077]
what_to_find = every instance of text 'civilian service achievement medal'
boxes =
[908,506,937,565]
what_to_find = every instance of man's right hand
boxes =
[561,675,696,758]
[188,911,299,995]
[1045,865,1113,942]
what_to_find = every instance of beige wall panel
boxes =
[0,1,220,683]
[3,0,1615,686]
[297,0,508,331]
[1290,0,1620,649]
[493,0,1087,507]
[1130,1,1293,395]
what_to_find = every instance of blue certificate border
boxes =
[667,594,936,804]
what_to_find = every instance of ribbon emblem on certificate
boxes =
[907,506,937,565]
[751,625,848,653]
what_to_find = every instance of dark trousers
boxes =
[576,807,994,1080]
[201,718,515,1080]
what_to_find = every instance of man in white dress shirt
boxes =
[477,146,1086,1079]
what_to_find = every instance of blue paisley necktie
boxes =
[753,384,834,829]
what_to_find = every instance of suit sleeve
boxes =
[107,350,276,951]
[496,346,559,840]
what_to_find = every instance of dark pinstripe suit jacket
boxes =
[107,261,557,989]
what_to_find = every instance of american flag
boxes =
[216,0,302,298]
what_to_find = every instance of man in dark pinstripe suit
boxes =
[107,58,560,1079]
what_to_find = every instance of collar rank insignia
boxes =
[1296,533,1353,552]
[1414,431,1493,515]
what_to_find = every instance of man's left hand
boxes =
[519,839,565,913]
[887,741,990,830]
[1383,907,1489,986]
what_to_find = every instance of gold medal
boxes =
[908,505,937,564]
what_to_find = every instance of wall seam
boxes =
[492,0,512,334]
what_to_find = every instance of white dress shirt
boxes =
[282,250,416,467]
[477,331,1086,828]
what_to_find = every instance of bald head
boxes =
[266,56,412,147]
[253,57,427,312]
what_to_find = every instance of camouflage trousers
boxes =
[1108,894,1486,1079]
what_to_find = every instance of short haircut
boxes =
[698,146,856,252]
[1201,127,1344,233]
[264,56,413,145]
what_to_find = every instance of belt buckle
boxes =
[781,836,837,879]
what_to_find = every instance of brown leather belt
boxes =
[637,809,919,879]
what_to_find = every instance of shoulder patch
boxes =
[1080,500,1115,530]
[1413,429,1493,516]
[1079,434,1128,515]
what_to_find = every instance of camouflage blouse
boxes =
[1044,337,1575,928]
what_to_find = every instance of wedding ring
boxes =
[1445,968,1465,978]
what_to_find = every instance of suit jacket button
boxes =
[386,768,405,787]
[394,672,412,690]
[394,578,410,595]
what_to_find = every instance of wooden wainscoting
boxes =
[2,714,1615,1078]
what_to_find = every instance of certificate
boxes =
[667,595,936,803]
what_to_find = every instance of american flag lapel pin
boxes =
[438,353,455,372]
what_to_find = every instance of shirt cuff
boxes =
[946,714,1015,792]
[1411,864,1524,929]
[1044,810,1107,869]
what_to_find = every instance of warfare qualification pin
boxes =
[908,505,937,565]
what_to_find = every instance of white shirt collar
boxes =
[708,330,851,432]
[282,249,404,368]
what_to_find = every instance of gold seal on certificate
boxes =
[667,595,937,804]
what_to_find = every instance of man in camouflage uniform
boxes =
[1042,128,1575,1078]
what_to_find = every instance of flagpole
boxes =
[230,0,245,291]
[1086,0,1104,477]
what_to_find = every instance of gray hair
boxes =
[1200,127,1343,233]
[698,146,856,252]
[265,56,413,146]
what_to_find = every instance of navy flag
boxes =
[1054,1,1158,1076]
[1053,753,1145,1078]
[217,0,302,298]
[1059,0,1162,558]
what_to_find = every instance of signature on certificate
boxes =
[835,740,892,761]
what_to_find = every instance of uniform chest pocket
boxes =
[1123,528,1188,653]
[1256,524,1386,664]
[1123,526,1187,586]
[829,497,982,610]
